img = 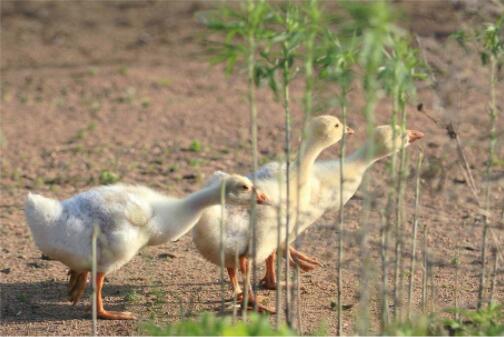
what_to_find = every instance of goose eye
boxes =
[241,185,250,191]
[335,124,339,128]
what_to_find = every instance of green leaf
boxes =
[481,51,490,65]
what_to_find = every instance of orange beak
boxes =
[256,191,272,206]
[407,129,424,143]
[345,126,355,135]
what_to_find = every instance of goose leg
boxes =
[227,267,242,295]
[95,272,136,320]
[68,270,79,291]
[238,256,275,314]
[260,246,321,289]
[68,271,89,305]
[259,254,277,290]
[289,246,321,272]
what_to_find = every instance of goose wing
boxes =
[249,161,285,181]
[94,186,154,228]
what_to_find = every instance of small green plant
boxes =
[189,140,202,152]
[141,97,151,108]
[454,14,503,310]
[385,303,504,336]
[444,302,504,336]
[88,66,98,76]
[141,312,295,336]
[188,158,202,167]
[157,78,171,87]
[16,293,28,303]
[147,287,166,306]
[98,170,120,185]
[70,122,97,143]
[124,289,139,303]
[118,66,129,76]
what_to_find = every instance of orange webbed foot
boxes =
[98,309,136,320]
[289,247,321,272]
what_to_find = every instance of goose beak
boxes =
[407,129,424,143]
[345,126,355,135]
[256,191,273,206]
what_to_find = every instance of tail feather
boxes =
[24,192,62,237]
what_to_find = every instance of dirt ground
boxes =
[1,1,503,335]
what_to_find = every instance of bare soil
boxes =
[1,1,503,335]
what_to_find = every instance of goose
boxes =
[192,115,353,312]
[24,174,271,320]
[260,124,425,288]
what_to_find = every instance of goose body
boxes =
[192,116,352,312]
[25,185,178,274]
[193,125,424,300]
[25,175,270,320]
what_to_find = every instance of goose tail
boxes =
[24,193,63,248]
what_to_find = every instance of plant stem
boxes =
[357,80,377,337]
[488,247,498,305]
[478,222,488,309]
[429,264,435,313]
[393,94,409,321]
[275,191,282,328]
[282,44,292,327]
[91,224,98,336]
[292,2,317,330]
[233,248,239,322]
[248,0,260,312]
[422,224,428,313]
[407,151,423,319]
[219,181,226,313]
[478,54,498,309]
[337,94,348,336]
[454,244,460,321]
[380,212,390,330]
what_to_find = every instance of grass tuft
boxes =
[189,140,202,153]
[140,312,295,336]
[98,170,120,185]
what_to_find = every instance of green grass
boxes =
[123,290,139,303]
[70,122,97,143]
[16,293,28,303]
[384,303,504,336]
[147,287,166,306]
[141,97,151,108]
[141,312,295,336]
[189,140,202,152]
[118,66,129,76]
[98,170,120,185]
[188,158,202,167]
[157,78,172,87]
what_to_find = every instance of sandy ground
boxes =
[1,1,503,335]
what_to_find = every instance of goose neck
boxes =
[182,184,222,210]
[297,140,325,181]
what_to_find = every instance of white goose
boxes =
[260,124,425,288]
[24,175,271,320]
[192,115,353,312]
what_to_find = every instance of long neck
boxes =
[296,139,325,185]
[183,184,222,210]
[149,184,221,245]
[317,140,385,187]
[348,141,384,168]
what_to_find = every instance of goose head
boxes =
[305,115,354,149]
[368,125,424,160]
[222,174,272,206]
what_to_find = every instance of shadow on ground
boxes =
[1,280,142,322]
